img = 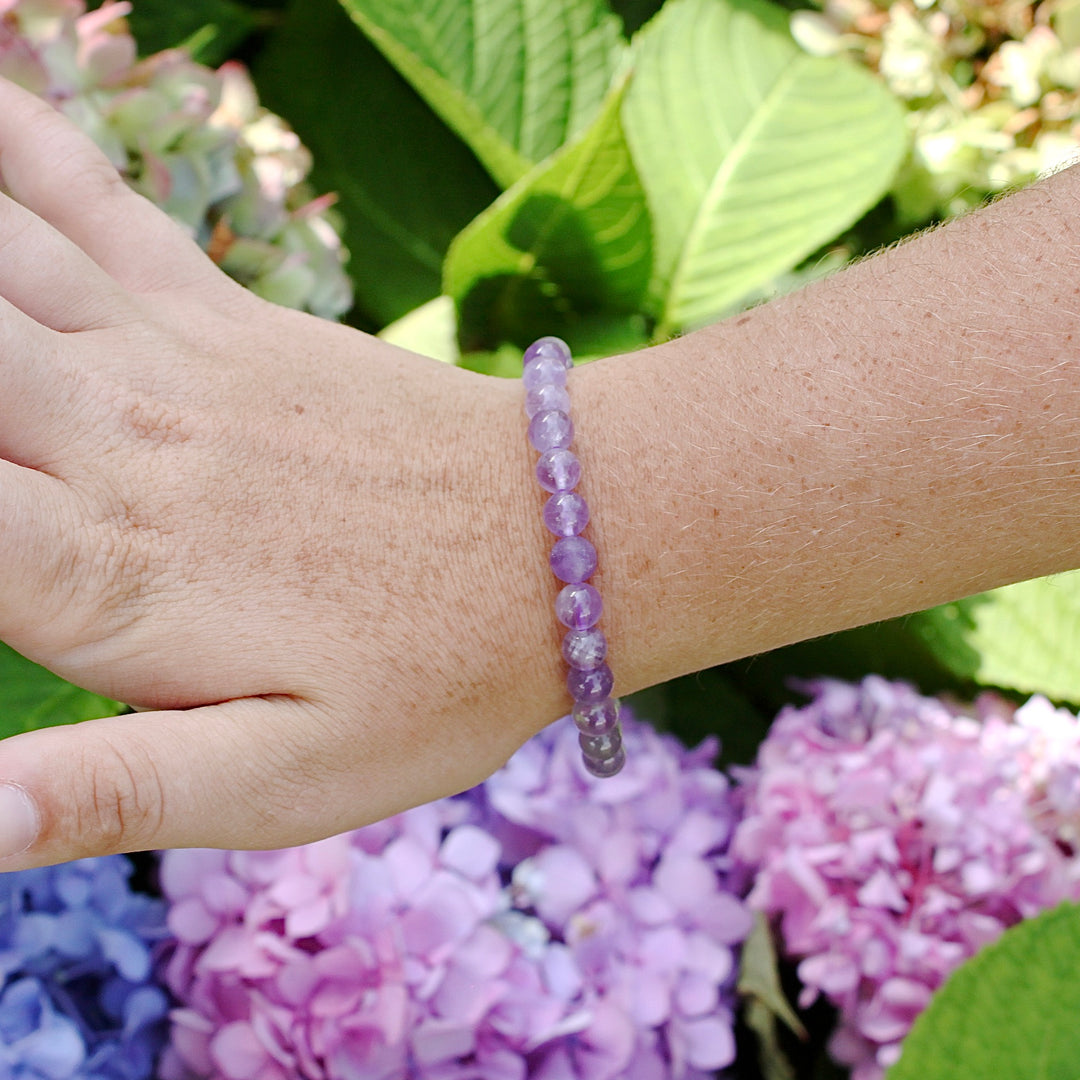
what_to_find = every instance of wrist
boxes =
[570,163,1080,702]
[452,367,571,743]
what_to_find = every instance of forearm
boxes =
[574,163,1080,693]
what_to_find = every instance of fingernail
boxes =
[0,783,39,858]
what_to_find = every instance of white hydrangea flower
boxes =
[0,0,352,320]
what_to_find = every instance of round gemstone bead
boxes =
[573,697,620,737]
[579,727,622,761]
[583,745,626,777]
[567,662,613,703]
[523,354,569,391]
[555,583,602,629]
[562,627,607,669]
[523,336,622,777]
[523,335,572,369]
[536,448,581,493]
[528,409,573,452]
[550,536,597,583]
[543,491,590,537]
[525,382,571,419]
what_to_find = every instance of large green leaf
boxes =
[336,0,625,189]
[253,0,498,327]
[888,903,1080,1080]
[624,0,907,337]
[445,82,651,352]
[0,643,123,740]
[911,571,1080,704]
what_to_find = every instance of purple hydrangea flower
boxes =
[477,711,752,1080]
[159,709,750,1079]
[0,855,170,1079]
[732,677,1080,1080]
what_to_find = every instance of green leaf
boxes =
[609,0,667,35]
[722,616,974,721]
[458,343,524,377]
[888,902,1080,1080]
[911,571,1080,704]
[627,664,771,769]
[121,0,261,65]
[253,0,499,327]
[379,296,460,364]
[336,0,625,188]
[459,314,649,374]
[0,643,124,740]
[445,81,651,352]
[624,0,907,336]
[739,913,805,1080]
[561,312,651,361]
[739,912,808,1040]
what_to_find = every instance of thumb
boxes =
[0,697,332,867]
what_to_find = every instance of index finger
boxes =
[0,76,234,300]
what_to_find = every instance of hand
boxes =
[0,78,561,867]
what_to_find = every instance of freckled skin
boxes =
[578,167,1080,686]
[2,76,1080,868]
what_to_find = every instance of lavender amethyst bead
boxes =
[555,582,602,629]
[579,727,622,761]
[535,448,580,493]
[567,662,613,703]
[583,745,626,777]
[573,697,620,736]
[543,492,590,537]
[525,382,571,420]
[524,335,622,777]
[550,536,597,583]
[562,627,607,670]
[528,409,574,453]
[523,335,572,369]
[523,354,569,391]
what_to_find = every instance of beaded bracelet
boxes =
[523,336,625,778]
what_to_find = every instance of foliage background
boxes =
[8,0,1080,1075]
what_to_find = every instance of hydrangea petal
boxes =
[210,1021,272,1079]
[734,678,1080,1080]
[680,1014,737,1070]
[162,709,748,1080]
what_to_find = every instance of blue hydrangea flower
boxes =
[0,856,170,1079]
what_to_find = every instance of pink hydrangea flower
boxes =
[159,710,750,1079]
[159,800,561,1080]
[732,677,1080,1080]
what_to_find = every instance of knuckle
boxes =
[0,213,35,262]
[46,495,154,636]
[234,710,342,844]
[87,366,204,452]
[54,142,129,206]
[76,735,165,853]
[116,391,198,448]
